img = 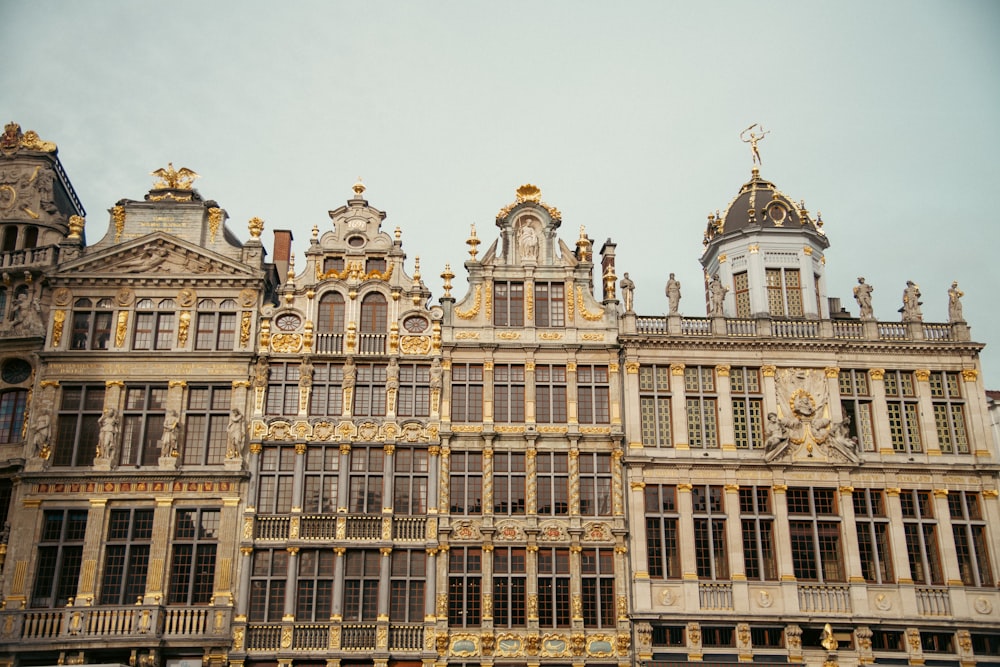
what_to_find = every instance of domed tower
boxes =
[700,166,829,320]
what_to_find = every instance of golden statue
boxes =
[151,163,199,190]
[740,123,770,166]
[820,623,838,652]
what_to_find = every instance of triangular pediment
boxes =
[53,233,259,280]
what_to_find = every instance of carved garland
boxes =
[455,285,482,319]
[576,287,604,321]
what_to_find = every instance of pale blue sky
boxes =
[5,1,1000,384]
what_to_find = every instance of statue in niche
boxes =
[226,408,246,459]
[159,410,180,457]
[619,273,635,312]
[10,291,44,334]
[429,358,442,389]
[253,356,269,387]
[900,280,923,322]
[342,356,357,389]
[666,273,681,314]
[299,358,314,388]
[853,277,874,320]
[517,220,539,261]
[948,281,964,323]
[708,274,727,316]
[96,408,119,461]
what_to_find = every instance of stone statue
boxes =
[386,357,400,391]
[666,273,681,314]
[31,412,51,457]
[118,246,170,273]
[853,277,874,320]
[619,273,635,312]
[96,408,119,461]
[430,358,442,389]
[948,281,964,323]
[299,358,314,388]
[518,223,538,261]
[764,412,788,453]
[10,291,44,334]
[226,408,246,458]
[159,411,180,457]
[342,357,357,389]
[253,356,269,387]
[821,623,838,652]
[708,274,727,316]
[740,123,770,166]
[900,280,923,322]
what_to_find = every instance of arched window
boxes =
[360,293,387,333]
[0,288,7,321]
[195,298,237,350]
[1,227,16,253]
[317,292,346,332]
[23,227,38,249]
[0,389,28,444]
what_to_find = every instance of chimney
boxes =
[273,229,293,281]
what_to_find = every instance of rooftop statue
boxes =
[740,123,770,166]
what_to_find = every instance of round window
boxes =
[1,358,31,384]
[275,313,302,331]
[403,316,428,333]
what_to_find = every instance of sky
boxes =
[5,1,1000,385]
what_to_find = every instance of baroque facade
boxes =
[0,122,997,667]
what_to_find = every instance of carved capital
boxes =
[761,365,776,377]
[962,369,979,382]
[670,363,685,376]
[715,364,730,377]
[824,367,840,379]
[914,369,931,382]
[868,368,885,381]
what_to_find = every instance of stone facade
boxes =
[0,126,997,667]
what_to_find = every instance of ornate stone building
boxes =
[0,123,997,667]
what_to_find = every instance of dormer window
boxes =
[366,258,386,274]
[323,257,345,274]
[360,293,387,333]
[766,269,803,317]
[494,281,524,327]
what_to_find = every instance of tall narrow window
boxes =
[100,508,153,605]
[258,446,296,514]
[389,550,425,622]
[493,547,526,628]
[397,364,430,417]
[121,385,167,466]
[493,452,526,515]
[685,366,718,448]
[194,299,237,351]
[854,489,894,584]
[309,362,344,418]
[168,508,219,605]
[579,452,611,516]
[295,549,335,621]
[249,549,288,621]
[493,364,525,423]
[640,365,672,447]
[0,389,27,445]
[132,299,176,350]
[303,446,340,514]
[349,447,384,513]
[900,490,943,585]
[766,268,803,317]
[353,363,387,417]
[70,298,114,350]
[536,452,569,516]
[451,364,483,423]
[693,485,729,580]
[537,548,571,628]
[730,367,763,449]
[359,292,387,332]
[53,385,105,467]
[31,509,87,607]
[787,487,844,582]
[885,371,921,453]
[949,491,993,587]
[577,365,610,424]
[393,447,428,515]
[581,548,615,627]
[838,370,876,451]
[317,292,346,331]
[182,386,231,465]
[448,547,481,627]
[265,362,300,416]
[535,365,567,423]
[449,451,483,515]
[733,272,750,317]
[740,487,777,581]
[929,372,969,454]
[534,282,565,327]
[493,281,524,327]
[645,485,680,579]
[343,550,380,621]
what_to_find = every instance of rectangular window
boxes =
[733,272,750,317]
[451,363,483,423]
[249,548,288,622]
[53,385,105,467]
[884,371,922,453]
[493,547,526,628]
[353,363,387,417]
[730,367,763,449]
[295,549,335,621]
[493,364,525,423]
[303,446,340,514]
[787,487,843,582]
[349,447,384,513]
[581,548,615,627]
[639,365,672,447]
[930,372,969,454]
[685,366,718,448]
[739,487,777,581]
[31,509,87,608]
[389,550,425,623]
[397,364,430,417]
[493,281,524,327]
[121,385,167,466]
[182,386,231,466]
[766,268,802,317]
[536,452,569,516]
[168,508,219,605]
[645,485,680,579]
[537,547,571,628]
[448,547,481,627]
[579,452,612,516]
[393,447,428,515]
[309,362,344,418]
[258,446,296,514]
[838,370,876,451]
[0,390,27,445]
[133,310,176,351]
[71,303,113,350]
[853,489,894,584]
[534,282,565,327]
[577,365,610,424]
[449,451,483,515]
[100,508,153,605]
[949,491,993,587]
[266,362,300,417]
[493,452,526,515]
[343,550,381,622]
[900,489,943,585]
[535,365,567,423]
[693,485,729,580]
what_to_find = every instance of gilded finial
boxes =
[151,163,199,190]
[466,224,480,259]
[287,254,296,281]
[248,217,264,240]
[394,226,401,241]
[1,122,57,155]
[413,256,421,281]
[67,215,85,240]
[311,224,319,240]
[516,184,542,203]
[352,177,366,196]
[441,263,455,298]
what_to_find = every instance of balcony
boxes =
[797,584,852,613]
[253,514,429,542]
[314,333,386,355]
[243,621,423,653]
[915,587,952,616]
[0,245,58,271]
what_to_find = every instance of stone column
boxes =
[566,361,579,425]
[338,444,352,512]
[482,360,495,426]
[482,441,494,517]
[236,547,253,617]
[715,365,735,451]
[331,547,346,621]
[525,447,538,515]
[669,364,688,450]
[611,448,625,517]
[481,543,494,624]
[378,547,392,621]
[961,369,993,458]
[931,490,966,592]
[868,369,894,455]
[824,367,843,422]
[608,362,622,427]
[837,486,869,615]
[145,497,175,603]
[75,498,108,605]
[382,445,396,515]
[215,496,242,605]
[524,358,536,424]
[424,548,438,621]
[770,484,799,611]
[526,543,539,626]
[628,481,652,610]
[623,361,642,453]
[284,547,299,619]
[569,544,583,626]
[913,370,942,456]
[439,359,453,423]
[568,445,581,516]
[761,365,778,417]
[723,484,748,612]
[676,483,698,602]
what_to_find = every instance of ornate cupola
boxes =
[701,127,830,319]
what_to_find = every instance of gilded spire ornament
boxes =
[466,225,480,259]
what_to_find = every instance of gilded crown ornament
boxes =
[1,122,57,155]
